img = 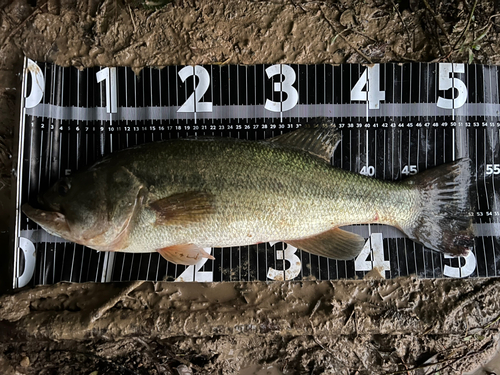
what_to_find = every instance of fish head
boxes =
[22,166,145,251]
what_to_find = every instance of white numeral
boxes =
[355,233,390,278]
[177,66,212,113]
[486,164,500,175]
[443,252,476,278]
[175,247,213,282]
[96,67,117,113]
[264,64,298,112]
[25,58,45,109]
[402,165,418,175]
[360,165,375,176]
[351,64,385,110]
[267,242,301,280]
[437,63,467,109]
[15,238,36,288]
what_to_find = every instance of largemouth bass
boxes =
[23,124,475,265]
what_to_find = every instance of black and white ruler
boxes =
[13,58,500,288]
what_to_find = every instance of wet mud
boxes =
[2,0,500,373]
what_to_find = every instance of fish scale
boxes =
[119,137,415,251]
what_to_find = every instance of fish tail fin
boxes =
[399,158,475,256]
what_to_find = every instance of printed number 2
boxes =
[355,233,390,278]
[437,63,467,109]
[175,247,213,282]
[177,66,213,113]
[264,64,299,112]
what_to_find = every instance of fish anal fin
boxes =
[268,121,340,162]
[150,191,215,225]
[286,227,365,260]
[157,244,215,265]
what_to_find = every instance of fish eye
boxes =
[58,181,70,197]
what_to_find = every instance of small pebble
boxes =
[20,356,30,367]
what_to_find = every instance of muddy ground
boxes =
[1,0,500,374]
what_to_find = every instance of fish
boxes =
[22,122,475,265]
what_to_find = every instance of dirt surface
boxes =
[2,0,500,374]
[2,279,500,374]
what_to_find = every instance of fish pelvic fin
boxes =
[286,227,365,260]
[400,158,475,256]
[268,120,340,162]
[157,244,215,265]
[150,191,215,226]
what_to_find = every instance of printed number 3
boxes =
[264,64,299,112]
[267,242,301,280]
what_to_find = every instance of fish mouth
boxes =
[22,204,72,240]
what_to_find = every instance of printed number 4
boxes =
[351,64,385,110]
[355,233,390,278]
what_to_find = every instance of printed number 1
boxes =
[96,67,117,113]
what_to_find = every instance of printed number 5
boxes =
[443,252,476,278]
[437,63,467,109]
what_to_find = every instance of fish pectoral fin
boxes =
[150,191,215,226]
[285,227,365,260]
[157,244,215,265]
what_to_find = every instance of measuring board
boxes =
[12,58,500,288]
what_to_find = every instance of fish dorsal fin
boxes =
[149,191,215,225]
[268,121,341,162]
[157,244,215,265]
[285,227,365,260]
